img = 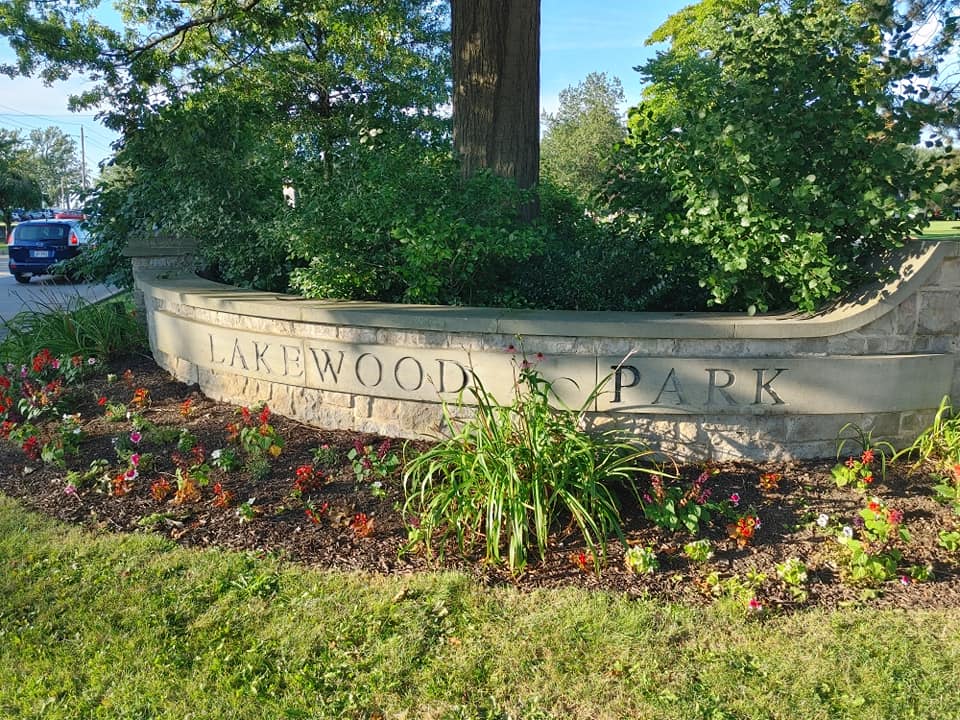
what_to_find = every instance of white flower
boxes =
[841,525,854,539]
[211,449,222,460]
[816,513,829,527]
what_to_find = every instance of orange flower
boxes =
[861,448,876,464]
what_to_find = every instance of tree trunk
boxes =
[451,0,540,190]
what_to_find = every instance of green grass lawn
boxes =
[919,220,960,239]
[2,495,959,720]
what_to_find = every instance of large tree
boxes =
[450,0,540,189]
[606,0,957,313]
[0,0,541,188]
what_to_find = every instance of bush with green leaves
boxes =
[605,0,956,312]
[402,358,666,573]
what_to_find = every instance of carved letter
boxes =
[229,339,248,370]
[308,349,345,384]
[355,353,383,388]
[208,334,225,365]
[282,345,304,378]
[653,368,686,405]
[394,356,424,392]
[253,342,272,374]
[753,368,787,405]
[437,359,470,394]
[610,365,640,403]
[706,368,737,405]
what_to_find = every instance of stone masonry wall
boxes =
[126,239,960,461]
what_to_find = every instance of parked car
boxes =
[6,219,90,283]
[54,210,85,220]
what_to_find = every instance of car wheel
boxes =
[13,273,30,284]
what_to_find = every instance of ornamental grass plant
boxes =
[402,357,668,573]
[0,293,146,365]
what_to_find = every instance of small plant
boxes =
[624,546,659,575]
[130,387,151,409]
[683,538,714,563]
[173,469,202,505]
[641,469,718,535]
[831,423,894,491]
[304,500,329,525]
[64,458,110,490]
[759,472,782,492]
[350,512,374,538]
[775,557,810,602]
[40,413,84,468]
[210,447,241,472]
[103,402,128,422]
[727,512,761,548]
[348,439,400,484]
[938,530,960,552]
[231,405,284,459]
[895,395,960,469]
[247,456,272,482]
[236,498,260,524]
[836,497,909,585]
[907,564,934,582]
[179,398,194,418]
[150,478,173,503]
[932,463,960,515]
[176,429,198,453]
[292,465,323,497]
[211,482,235,508]
[312,443,338,467]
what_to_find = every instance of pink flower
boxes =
[506,344,516,354]
[64,483,77,496]
[748,598,762,611]
[124,467,138,480]
[900,576,910,586]
[130,453,141,466]
[130,431,142,444]
[729,493,741,507]
[51,358,61,370]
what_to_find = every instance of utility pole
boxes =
[80,127,87,191]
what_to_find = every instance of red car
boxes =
[54,210,86,220]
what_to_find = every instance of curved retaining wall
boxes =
[126,238,960,460]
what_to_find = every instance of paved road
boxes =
[0,269,120,340]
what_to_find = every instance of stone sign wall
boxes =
[126,238,960,460]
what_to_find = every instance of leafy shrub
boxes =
[605,0,955,312]
[402,358,666,573]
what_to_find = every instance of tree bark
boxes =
[451,0,540,190]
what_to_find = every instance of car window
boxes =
[16,224,69,242]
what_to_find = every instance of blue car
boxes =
[7,220,90,284]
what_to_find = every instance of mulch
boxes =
[2,352,959,612]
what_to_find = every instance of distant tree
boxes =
[540,72,625,204]
[606,0,957,313]
[19,128,83,208]
[0,133,42,234]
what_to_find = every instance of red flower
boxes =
[868,500,881,513]
[845,457,858,468]
[860,448,876,464]
[22,436,40,460]
[864,474,874,485]
[258,405,271,425]
[97,396,107,407]
[0,376,10,390]
[350,512,374,537]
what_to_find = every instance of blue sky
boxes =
[0,1,691,176]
